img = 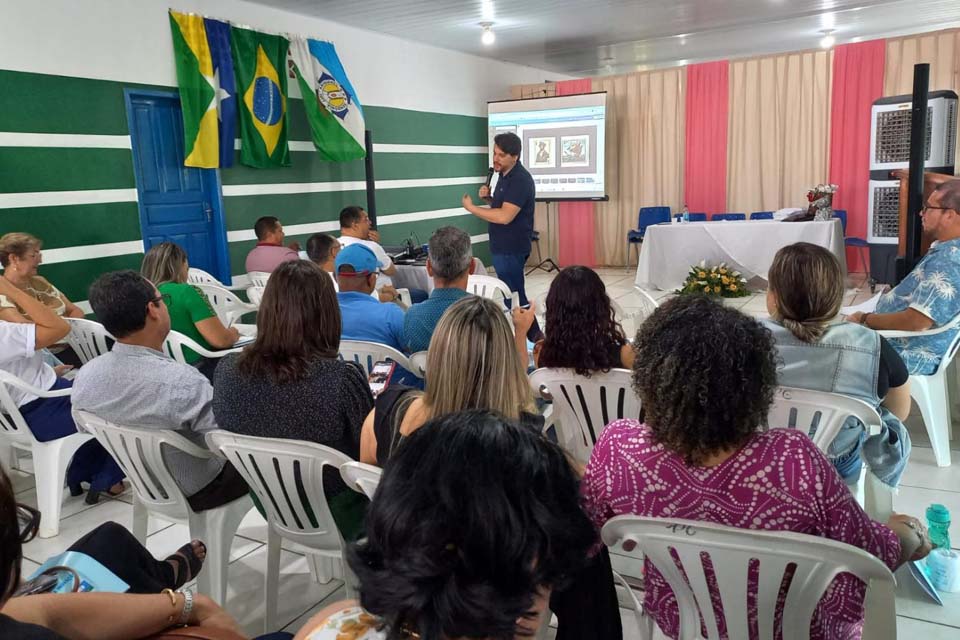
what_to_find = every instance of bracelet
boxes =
[161,588,178,624]
[178,589,194,626]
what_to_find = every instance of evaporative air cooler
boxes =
[867,90,957,284]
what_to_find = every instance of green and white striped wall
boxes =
[0,69,491,307]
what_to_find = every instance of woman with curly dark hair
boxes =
[582,295,930,640]
[533,266,633,375]
[295,409,616,640]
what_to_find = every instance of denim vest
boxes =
[763,319,910,488]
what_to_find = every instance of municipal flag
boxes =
[230,26,290,168]
[168,11,235,168]
[289,37,366,162]
[203,17,237,168]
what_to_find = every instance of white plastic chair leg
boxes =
[307,554,335,584]
[34,434,91,538]
[913,375,952,467]
[264,527,282,634]
[864,472,895,523]
[200,495,252,605]
[132,497,149,544]
[341,556,358,600]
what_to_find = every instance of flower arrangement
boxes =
[677,261,750,298]
[806,183,838,221]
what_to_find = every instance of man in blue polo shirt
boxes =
[462,131,540,339]
[336,244,406,351]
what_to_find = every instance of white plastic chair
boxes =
[73,411,252,605]
[879,314,960,467]
[339,461,382,500]
[601,515,896,640]
[194,283,258,327]
[162,330,244,366]
[187,267,244,292]
[409,351,428,378]
[245,285,265,307]
[339,340,421,378]
[468,274,512,307]
[0,371,92,538]
[65,318,114,364]
[206,431,357,632]
[769,386,891,520]
[246,271,270,288]
[528,367,641,464]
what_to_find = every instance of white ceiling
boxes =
[251,0,960,77]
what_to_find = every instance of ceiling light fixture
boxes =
[480,22,495,46]
[819,29,836,49]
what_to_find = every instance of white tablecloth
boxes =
[634,219,846,291]
[393,257,487,293]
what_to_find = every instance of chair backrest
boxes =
[187,267,225,287]
[339,339,418,377]
[601,516,896,640]
[767,386,881,452]
[687,213,707,222]
[74,410,209,520]
[65,318,114,364]
[467,274,512,306]
[339,461,382,500]
[529,367,641,463]
[162,330,238,364]
[245,285,265,306]
[638,206,671,233]
[194,283,255,326]
[206,430,352,552]
[246,271,270,288]
[713,213,746,221]
[750,211,774,220]
[833,209,848,233]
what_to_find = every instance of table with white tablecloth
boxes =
[634,219,846,291]
[392,257,487,293]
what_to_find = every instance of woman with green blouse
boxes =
[140,243,240,380]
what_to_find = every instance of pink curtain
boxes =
[684,61,729,215]
[556,79,596,266]
[829,40,886,271]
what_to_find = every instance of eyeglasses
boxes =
[17,503,40,543]
[151,293,172,307]
[922,205,952,215]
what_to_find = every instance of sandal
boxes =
[84,482,125,505]
[166,540,207,589]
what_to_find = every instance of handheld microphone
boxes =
[485,167,495,188]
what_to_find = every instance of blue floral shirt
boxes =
[875,237,960,375]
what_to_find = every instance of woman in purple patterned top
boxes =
[582,295,931,640]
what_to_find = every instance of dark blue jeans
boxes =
[492,252,542,341]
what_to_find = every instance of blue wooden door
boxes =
[125,90,230,281]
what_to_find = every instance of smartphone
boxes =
[368,360,396,398]
[13,572,59,596]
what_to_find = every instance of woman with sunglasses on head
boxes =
[0,469,242,639]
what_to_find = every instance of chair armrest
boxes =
[0,372,71,399]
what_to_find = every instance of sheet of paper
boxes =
[840,292,882,316]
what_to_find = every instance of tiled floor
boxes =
[12,267,960,638]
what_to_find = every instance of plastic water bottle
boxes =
[927,504,951,550]
[682,205,690,224]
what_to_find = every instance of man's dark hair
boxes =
[349,409,595,639]
[935,179,960,213]
[88,270,157,339]
[339,206,365,228]
[494,132,522,157]
[632,295,778,466]
[254,216,280,241]
[305,233,338,265]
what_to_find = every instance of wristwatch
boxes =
[178,589,194,626]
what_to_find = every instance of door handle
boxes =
[203,203,213,223]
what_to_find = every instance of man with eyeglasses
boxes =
[848,179,960,375]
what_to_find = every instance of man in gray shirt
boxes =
[72,270,248,511]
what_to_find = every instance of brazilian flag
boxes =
[230,27,290,168]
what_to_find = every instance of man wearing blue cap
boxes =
[336,243,406,352]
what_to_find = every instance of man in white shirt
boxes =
[0,277,123,501]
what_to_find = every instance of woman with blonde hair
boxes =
[764,242,911,490]
[140,242,239,380]
[359,295,538,466]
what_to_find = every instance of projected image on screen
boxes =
[488,92,607,201]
